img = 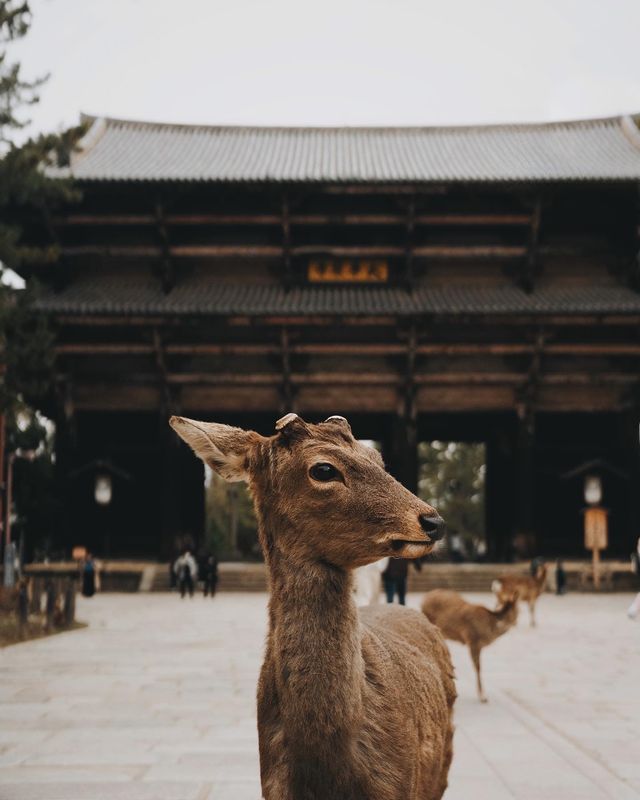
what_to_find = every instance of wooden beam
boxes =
[413,245,526,258]
[53,212,532,227]
[53,341,640,357]
[291,245,403,258]
[70,383,630,414]
[53,313,640,329]
[61,243,527,260]
[56,344,155,355]
[155,371,640,387]
[61,244,283,258]
[69,380,630,414]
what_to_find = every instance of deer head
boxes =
[495,590,519,630]
[170,413,445,569]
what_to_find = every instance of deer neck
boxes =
[265,542,365,769]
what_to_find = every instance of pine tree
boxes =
[0,1,82,558]
[0,1,83,412]
[418,441,486,557]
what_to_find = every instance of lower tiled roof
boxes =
[33,276,640,316]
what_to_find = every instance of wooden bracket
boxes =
[520,196,541,293]
[154,202,175,294]
[400,324,418,421]
[153,328,176,414]
[55,377,77,443]
[282,194,292,290]
[404,196,416,290]
[516,329,546,430]
[279,327,294,412]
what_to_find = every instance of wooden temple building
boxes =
[18,114,640,559]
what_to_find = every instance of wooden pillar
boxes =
[514,410,537,557]
[619,403,640,553]
[160,426,183,559]
[385,414,418,494]
[485,424,516,561]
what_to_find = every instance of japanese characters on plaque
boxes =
[307,259,389,284]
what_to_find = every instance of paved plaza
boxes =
[0,590,639,800]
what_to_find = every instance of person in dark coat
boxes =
[173,549,198,598]
[382,558,422,605]
[81,553,97,597]
[202,554,219,598]
[555,559,567,595]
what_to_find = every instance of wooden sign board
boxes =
[584,507,608,551]
[308,259,389,284]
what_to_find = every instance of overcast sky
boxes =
[8,0,640,135]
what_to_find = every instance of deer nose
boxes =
[419,513,446,541]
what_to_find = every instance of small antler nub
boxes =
[275,412,300,431]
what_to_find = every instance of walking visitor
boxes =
[174,549,198,599]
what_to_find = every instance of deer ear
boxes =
[169,416,258,482]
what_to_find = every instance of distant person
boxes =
[202,554,219,598]
[449,534,465,563]
[530,556,544,577]
[382,558,421,606]
[81,553,97,597]
[627,537,640,620]
[555,559,567,595]
[473,538,488,563]
[174,549,198,599]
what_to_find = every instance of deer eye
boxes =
[309,462,340,482]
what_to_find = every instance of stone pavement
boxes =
[0,591,638,800]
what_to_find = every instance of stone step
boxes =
[141,560,636,593]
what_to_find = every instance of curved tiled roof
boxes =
[53,114,640,183]
[33,277,640,317]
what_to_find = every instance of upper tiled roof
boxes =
[52,114,640,183]
[33,276,640,317]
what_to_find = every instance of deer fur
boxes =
[421,589,518,703]
[171,413,456,800]
[492,563,547,627]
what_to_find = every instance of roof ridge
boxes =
[79,112,637,135]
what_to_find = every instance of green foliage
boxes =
[204,469,259,559]
[7,406,62,556]
[0,1,82,557]
[0,0,82,415]
[418,441,486,555]
[0,279,54,412]
[0,1,83,271]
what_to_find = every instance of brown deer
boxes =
[421,589,518,703]
[492,563,548,627]
[171,413,456,800]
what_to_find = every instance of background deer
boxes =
[421,589,518,703]
[353,557,389,606]
[171,413,456,800]
[492,563,548,627]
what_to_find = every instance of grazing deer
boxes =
[171,413,456,800]
[492,563,548,627]
[421,589,518,703]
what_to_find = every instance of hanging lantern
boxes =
[94,473,113,506]
[583,474,602,506]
